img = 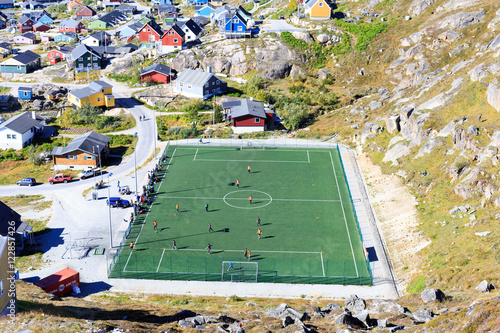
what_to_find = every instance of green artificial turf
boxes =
[110,145,372,285]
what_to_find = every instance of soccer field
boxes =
[109,144,372,285]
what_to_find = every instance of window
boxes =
[12,134,16,139]
[255,117,261,123]
[173,38,178,43]
[66,27,69,30]
[237,26,243,32]
[6,134,11,139]
[180,82,183,86]
[233,18,239,24]
[108,97,112,101]
[93,56,97,60]
[217,80,219,85]
[24,91,28,96]
[101,89,105,93]
[97,97,101,102]
[147,28,151,32]
[319,2,323,6]
[17,65,21,70]
[50,52,54,56]
[78,57,83,61]
[187,85,191,89]
[205,83,209,88]
[67,155,77,159]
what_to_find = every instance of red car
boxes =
[48,174,72,184]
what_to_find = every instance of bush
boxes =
[27,145,43,166]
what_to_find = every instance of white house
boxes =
[174,68,227,99]
[178,18,202,42]
[81,32,111,47]
[0,111,45,150]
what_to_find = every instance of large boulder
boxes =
[321,303,342,313]
[487,78,500,111]
[412,308,434,323]
[421,288,445,303]
[367,299,406,315]
[268,303,304,321]
[415,138,443,158]
[409,0,435,16]
[316,33,330,43]
[345,295,366,314]
[438,10,485,30]
[476,280,493,292]
[259,61,292,80]
[335,311,367,329]
[201,56,232,74]
[386,113,401,134]
[167,50,200,71]
[291,31,313,43]
[370,100,383,110]
[109,52,145,74]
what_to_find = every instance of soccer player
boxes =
[129,242,134,250]
[236,179,240,189]
[257,228,262,239]
[205,203,209,212]
[176,204,179,212]
[249,195,253,204]
[172,240,177,250]
[248,165,251,173]
[206,243,211,254]
[153,221,158,233]
[244,248,248,258]
[247,250,252,261]
[227,262,234,271]
[209,223,214,232]
[256,217,261,226]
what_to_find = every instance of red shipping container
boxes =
[34,268,80,297]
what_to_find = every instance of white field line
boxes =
[193,148,199,160]
[156,248,166,272]
[155,195,341,203]
[159,248,322,254]
[307,150,310,163]
[194,159,309,163]
[321,251,325,277]
[329,151,359,277]
[123,147,178,272]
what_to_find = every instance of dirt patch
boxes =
[357,153,430,292]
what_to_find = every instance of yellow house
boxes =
[68,81,115,109]
[306,0,332,20]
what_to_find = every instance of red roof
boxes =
[34,268,78,289]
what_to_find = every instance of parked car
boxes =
[279,15,285,19]
[107,197,130,208]
[16,177,36,186]
[258,14,264,20]
[78,168,101,179]
[48,174,72,184]
[119,185,131,195]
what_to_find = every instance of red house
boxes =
[158,24,185,53]
[140,63,173,84]
[138,20,163,42]
[222,99,276,134]
[33,22,51,32]
[18,16,34,33]
[75,5,96,17]
[58,19,86,34]
[48,46,73,65]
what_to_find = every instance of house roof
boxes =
[237,5,252,19]
[58,45,73,54]
[33,21,49,28]
[307,0,330,9]
[1,111,44,135]
[18,86,32,92]
[69,80,112,99]
[18,15,33,24]
[117,4,136,11]
[163,22,185,37]
[156,3,176,12]
[225,11,247,25]
[0,0,14,4]
[0,42,11,50]
[58,19,82,29]
[77,5,96,13]
[0,201,21,237]
[56,31,78,38]
[68,44,101,62]
[177,68,222,87]
[123,21,143,33]
[142,19,164,36]
[195,3,215,11]
[222,99,266,119]
[3,50,41,65]
[141,63,171,76]
[179,18,201,35]
[95,10,124,24]
[21,32,36,39]
[51,131,110,156]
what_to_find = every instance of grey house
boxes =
[174,68,227,99]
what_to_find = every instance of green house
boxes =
[67,44,103,73]
[0,50,41,75]
[89,10,124,29]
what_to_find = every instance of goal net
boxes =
[222,261,258,282]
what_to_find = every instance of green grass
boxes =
[110,145,371,285]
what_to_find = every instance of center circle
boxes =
[223,190,273,209]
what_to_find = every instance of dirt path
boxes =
[357,153,430,292]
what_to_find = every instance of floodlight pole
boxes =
[107,172,113,248]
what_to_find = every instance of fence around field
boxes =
[107,140,373,286]
[337,148,374,285]
[109,252,372,285]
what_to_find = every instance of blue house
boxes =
[18,87,32,100]
[222,11,250,38]
[54,32,78,43]
[36,13,53,25]
[0,0,14,9]
[195,3,215,17]
[153,0,172,4]
[195,0,208,5]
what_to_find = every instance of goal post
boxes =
[222,261,258,282]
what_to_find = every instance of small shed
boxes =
[34,268,80,297]
[18,86,32,100]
